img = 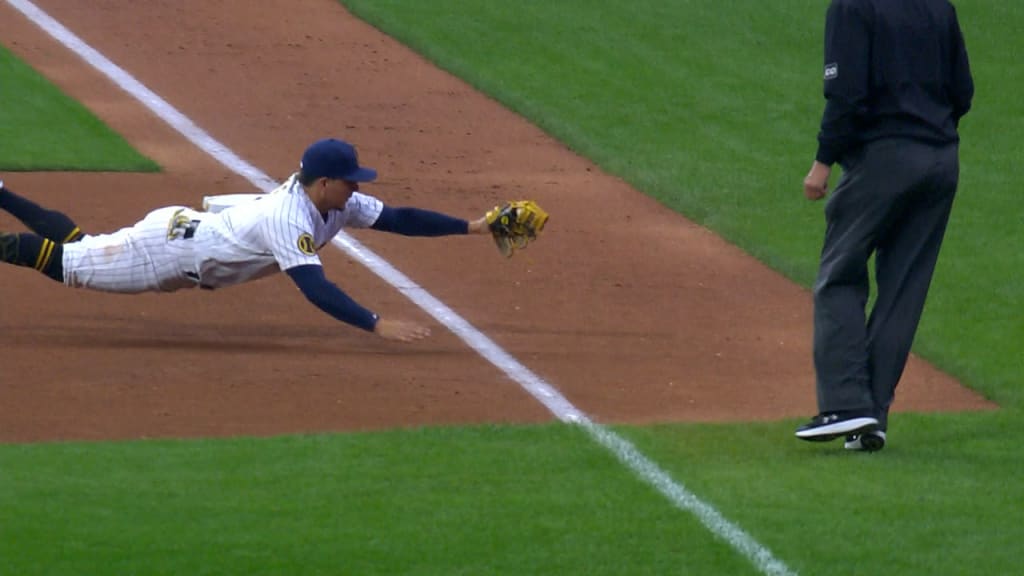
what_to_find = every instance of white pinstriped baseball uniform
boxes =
[62,174,383,293]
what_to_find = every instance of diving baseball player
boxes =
[0,138,548,342]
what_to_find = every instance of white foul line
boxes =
[6,1,796,574]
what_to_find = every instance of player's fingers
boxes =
[408,325,431,340]
[398,332,426,342]
[377,319,431,342]
[393,322,430,342]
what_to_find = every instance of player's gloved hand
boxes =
[374,318,431,342]
[483,200,549,258]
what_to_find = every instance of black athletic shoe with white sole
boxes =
[795,412,879,442]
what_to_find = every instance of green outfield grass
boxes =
[0,426,763,576]
[2,1,1021,575]
[0,45,158,172]
[2,419,1021,576]
[623,412,1024,576]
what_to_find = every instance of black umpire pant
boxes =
[813,138,959,430]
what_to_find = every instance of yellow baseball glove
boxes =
[484,200,549,258]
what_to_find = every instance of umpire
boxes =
[796,0,974,450]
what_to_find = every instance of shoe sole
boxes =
[845,431,886,452]
[795,416,879,441]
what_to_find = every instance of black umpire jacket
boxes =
[815,0,974,167]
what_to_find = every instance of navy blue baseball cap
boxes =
[300,138,378,182]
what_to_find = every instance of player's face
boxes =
[321,178,358,208]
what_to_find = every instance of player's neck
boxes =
[303,187,328,215]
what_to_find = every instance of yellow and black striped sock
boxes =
[62,226,84,243]
[0,232,65,283]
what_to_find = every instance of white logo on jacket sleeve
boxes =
[824,63,838,80]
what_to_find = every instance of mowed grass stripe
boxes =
[0,426,766,576]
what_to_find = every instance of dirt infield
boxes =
[0,0,994,443]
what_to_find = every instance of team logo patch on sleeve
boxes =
[297,233,316,255]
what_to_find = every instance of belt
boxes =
[183,220,200,239]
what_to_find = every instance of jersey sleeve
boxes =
[261,195,322,271]
[341,192,385,228]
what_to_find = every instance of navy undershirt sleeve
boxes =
[286,264,378,332]
[371,205,469,236]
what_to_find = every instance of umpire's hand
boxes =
[803,161,831,201]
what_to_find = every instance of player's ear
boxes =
[314,177,331,197]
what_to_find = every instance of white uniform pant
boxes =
[62,206,201,293]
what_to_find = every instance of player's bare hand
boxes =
[468,216,488,235]
[374,318,431,342]
[803,161,832,201]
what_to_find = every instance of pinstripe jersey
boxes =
[62,174,383,293]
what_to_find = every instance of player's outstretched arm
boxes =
[285,264,429,341]
[370,205,488,237]
[370,202,548,259]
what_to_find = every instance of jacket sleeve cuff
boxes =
[815,145,838,167]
